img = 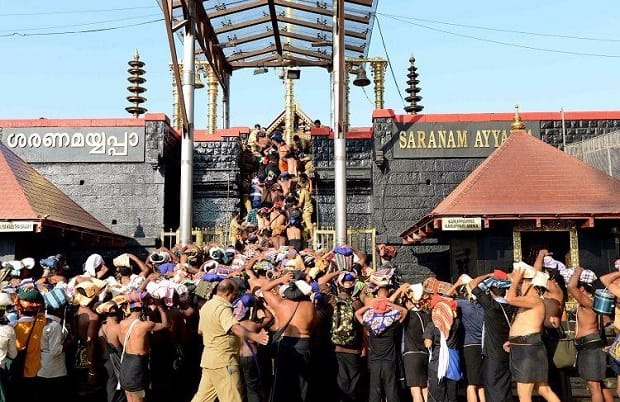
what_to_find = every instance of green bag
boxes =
[553,332,577,369]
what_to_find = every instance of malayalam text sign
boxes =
[2,127,145,162]
[442,217,482,231]
[0,221,35,232]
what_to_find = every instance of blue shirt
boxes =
[457,299,484,345]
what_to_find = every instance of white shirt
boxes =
[0,324,17,369]
[38,315,67,378]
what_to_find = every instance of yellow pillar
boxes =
[207,64,219,135]
[371,60,387,109]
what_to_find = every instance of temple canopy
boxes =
[160,0,378,90]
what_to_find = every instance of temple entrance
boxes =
[520,231,570,266]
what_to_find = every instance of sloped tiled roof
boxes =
[400,130,620,240]
[0,142,116,236]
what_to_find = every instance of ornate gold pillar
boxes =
[284,74,295,144]
[206,64,218,135]
[344,65,350,132]
[370,60,387,109]
[170,63,183,131]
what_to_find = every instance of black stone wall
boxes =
[32,120,180,246]
[312,135,374,229]
[540,119,620,147]
[192,135,241,227]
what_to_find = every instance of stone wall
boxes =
[32,119,179,245]
[312,134,374,229]
[192,135,241,227]
[540,119,620,147]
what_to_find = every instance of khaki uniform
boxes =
[191,295,242,402]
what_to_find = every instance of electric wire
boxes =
[0,6,158,17]
[377,12,620,43]
[360,87,374,106]
[381,14,620,59]
[0,19,163,38]
[375,16,405,107]
[0,14,163,34]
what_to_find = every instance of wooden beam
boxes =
[277,15,368,39]
[227,44,278,62]
[273,0,370,24]
[194,0,233,91]
[208,0,268,18]
[211,30,273,49]
[283,44,331,60]
[214,15,272,34]
[162,0,188,132]
[346,0,374,7]
[279,30,366,53]
[230,58,329,69]
[266,0,283,61]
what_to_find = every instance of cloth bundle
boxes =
[361,306,401,336]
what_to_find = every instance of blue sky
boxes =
[0,1,618,128]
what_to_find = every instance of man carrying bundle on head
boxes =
[568,266,614,402]
[355,271,407,402]
[118,291,169,402]
[468,270,514,402]
[261,271,316,402]
[319,255,364,402]
[506,263,560,402]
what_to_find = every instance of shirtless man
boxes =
[533,249,572,401]
[97,303,124,402]
[239,300,267,402]
[601,266,620,398]
[506,267,560,402]
[118,297,169,402]
[568,266,614,402]
[261,272,316,402]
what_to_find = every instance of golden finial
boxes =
[134,49,140,61]
[511,104,526,131]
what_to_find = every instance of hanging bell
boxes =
[194,69,205,89]
[353,66,371,87]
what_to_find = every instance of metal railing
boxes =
[313,227,377,271]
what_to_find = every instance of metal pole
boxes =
[179,0,196,246]
[333,0,347,246]
[561,108,567,150]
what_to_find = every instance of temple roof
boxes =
[0,142,122,240]
[400,129,620,243]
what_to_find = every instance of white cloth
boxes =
[107,275,145,297]
[0,324,16,369]
[38,315,67,378]
[437,332,449,381]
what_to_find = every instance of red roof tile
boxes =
[0,142,115,235]
[400,130,620,238]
